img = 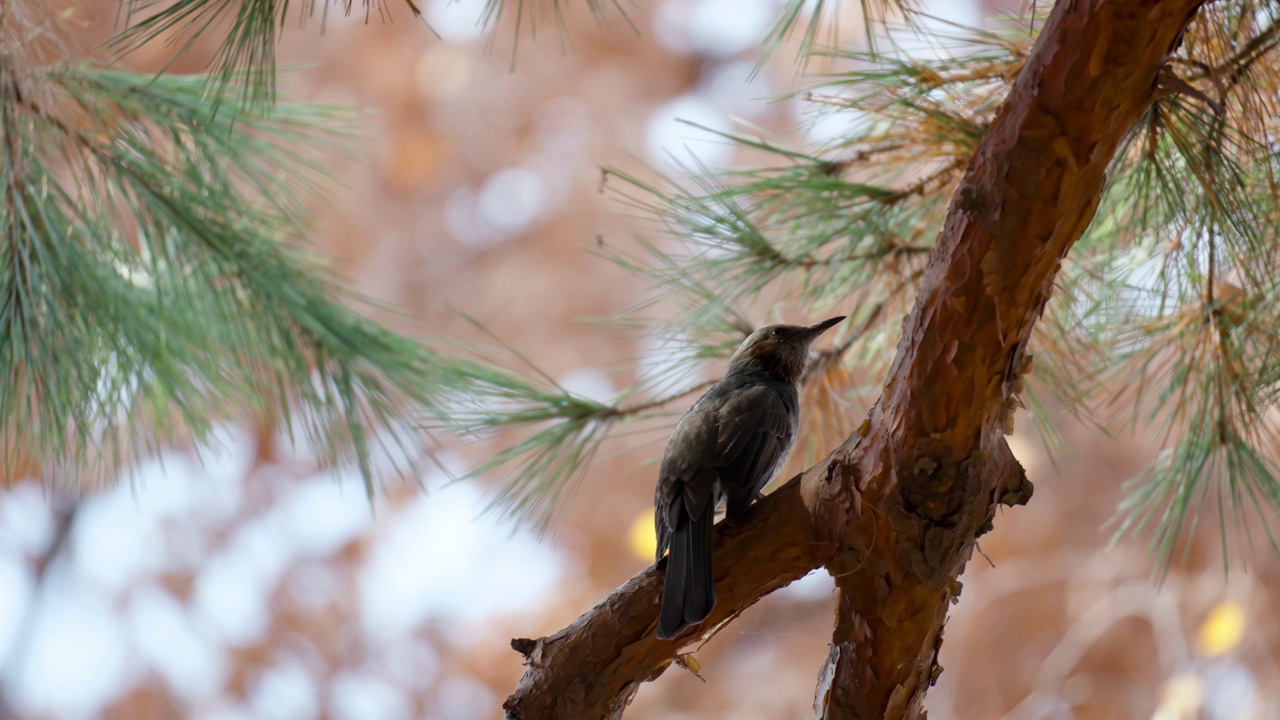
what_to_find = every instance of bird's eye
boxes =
[770,328,781,338]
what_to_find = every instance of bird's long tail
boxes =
[657,503,715,639]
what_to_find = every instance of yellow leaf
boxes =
[628,511,657,562]
[674,653,705,682]
[1197,601,1246,657]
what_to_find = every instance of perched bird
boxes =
[654,316,845,639]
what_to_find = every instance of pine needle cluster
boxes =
[2,2,445,490]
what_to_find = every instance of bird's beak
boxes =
[801,316,846,340]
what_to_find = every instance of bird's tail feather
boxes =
[657,505,715,639]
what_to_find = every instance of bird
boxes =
[654,316,845,639]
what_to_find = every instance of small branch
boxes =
[1188,20,1280,87]
[788,243,932,270]
[607,380,716,419]
[808,300,887,377]
[881,156,970,205]
[819,142,907,175]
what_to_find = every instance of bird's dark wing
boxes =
[654,406,720,638]
[714,383,796,524]
[654,408,719,563]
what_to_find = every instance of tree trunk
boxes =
[503,1,1205,718]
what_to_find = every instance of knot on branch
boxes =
[899,440,970,527]
[897,445,1031,577]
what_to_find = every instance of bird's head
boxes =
[726,316,846,382]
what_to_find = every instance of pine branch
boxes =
[1055,3,1280,564]
[1098,271,1280,568]
[112,0,423,106]
[0,30,454,489]
[110,0,639,105]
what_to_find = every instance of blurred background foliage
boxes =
[3,0,1280,717]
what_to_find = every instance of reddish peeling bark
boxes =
[807,1,1205,716]
[504,1,1205,718]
